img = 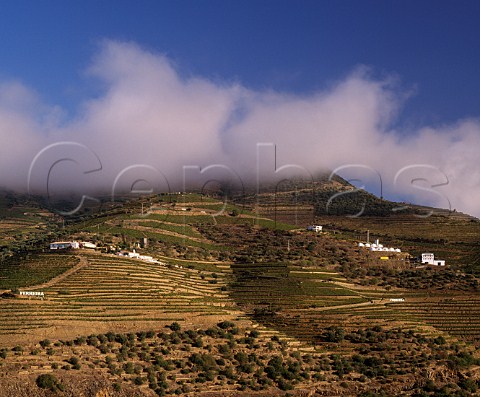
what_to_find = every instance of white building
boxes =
[49,241,79,250]
[50,242,69,250]
[307,225,323,232]
[80,242,96,249]
[421,253,445,266]
[128,251,140,259]
[139,255,159,263]
[421,253,435,264]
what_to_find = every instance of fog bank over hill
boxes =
[0,40,479,216]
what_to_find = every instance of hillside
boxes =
[0,189,479,396]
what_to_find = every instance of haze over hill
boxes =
[1,40,480,217]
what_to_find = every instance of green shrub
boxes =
[68,356,79,365]
[36,374,61,390]
[458,378,477,393]
[217,321,235,329]
[133,376,145,385]
[169,322,181,332]
[74,336,86,345]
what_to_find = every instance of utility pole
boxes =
[274,144,277,170]
[294,186,298,226]
[367,230,370,244]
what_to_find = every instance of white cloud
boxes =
[1,40,479,217]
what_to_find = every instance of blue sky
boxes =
[1,1,480,216]
[1,0,479,126]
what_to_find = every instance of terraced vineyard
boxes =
[0,253,237,347]
[230,263,377,342]
[229,259,480,348]
[231,264,365,308]
[325,296,480,342]
[0,254,78,290]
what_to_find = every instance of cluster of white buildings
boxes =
[49,240,166,266]
[358,239,402,253]
[116,250,162,264]
[357,238,447,267]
